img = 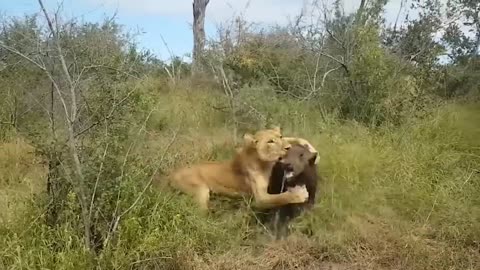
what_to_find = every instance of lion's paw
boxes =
[287,185,309,203]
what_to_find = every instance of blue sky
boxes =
[2,0,432,61]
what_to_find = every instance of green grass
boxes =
[0,81,479,269]
[292,102,480,268]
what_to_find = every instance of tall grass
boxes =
[0,79,479,269]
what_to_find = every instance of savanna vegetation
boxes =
[0,0,479,269]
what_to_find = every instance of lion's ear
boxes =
[243,133,257,145]
[271,126,281,133]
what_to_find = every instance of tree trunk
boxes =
[192,0,209,73]
[354,0,367,26]
[474,11,479,57]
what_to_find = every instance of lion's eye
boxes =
[300,153,304,158]
[268,139,274,143]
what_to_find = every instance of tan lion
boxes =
[169,127,318,210]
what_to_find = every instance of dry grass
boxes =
[0,83,479,269]
[134,94,480,269]
[0,137,47,224]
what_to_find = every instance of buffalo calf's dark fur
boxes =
[266,144,320,238]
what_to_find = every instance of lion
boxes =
[169,127,318,210]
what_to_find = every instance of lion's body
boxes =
[170,160,251,199]
[169,127,315,210]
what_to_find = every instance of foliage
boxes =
[0,0,479,269]
[443,0,480,63]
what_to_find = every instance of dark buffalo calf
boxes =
[266,143,320,238]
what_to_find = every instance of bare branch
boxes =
[303,65,342,100]
[218,64,238,143]
[120,128,179,218]
[325,28,346,51]
[38,0,77,122]
[88,123,110,224]
[0,41,71,120]
[38,0,91,249]
[393,0,407,33]
[319,51,350,74]
[104,127,179,249]
[0,42,46,71]
[73,87,137,138]
[160,34,178,84]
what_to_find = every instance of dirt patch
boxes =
[169,236,386,270]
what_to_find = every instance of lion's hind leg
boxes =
[193,185,210,210]
[170,168,211,210]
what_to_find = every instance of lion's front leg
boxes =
[248,172,308,209]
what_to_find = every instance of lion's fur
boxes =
[169,127,313,210]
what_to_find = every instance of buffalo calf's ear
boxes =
[308,152,318,166]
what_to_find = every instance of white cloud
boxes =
[85,0,189,17]
[208,0,303,24]
[93,0,440,29]
[85,0,410,25]
[86,0,304,24]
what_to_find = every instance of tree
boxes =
[384,0,445,67]
[192,0,210,73]
[443,0,480,63]
[0,0,151,252]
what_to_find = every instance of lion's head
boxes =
[243,126,291,162]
